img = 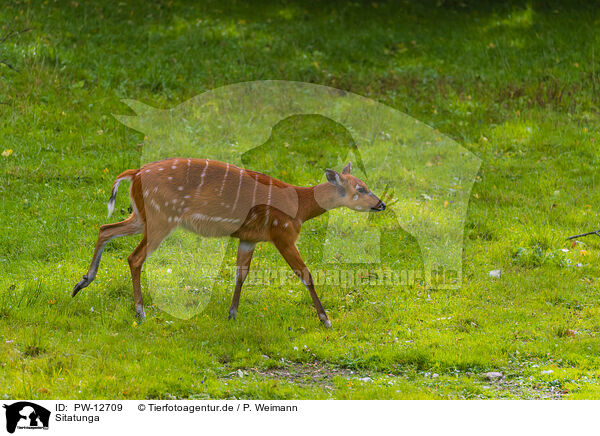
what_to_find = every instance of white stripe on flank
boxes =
[191,212,241,225]
[185,158,191,185]
[197,159,209,192]
[264,181,273,228]
[219,163,230,196]
[252,175,259,205]
[232,169,244,211]
[266,179,273,206]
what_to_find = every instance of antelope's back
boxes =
[137,158,298,238]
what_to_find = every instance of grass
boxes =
[1,0,600,399]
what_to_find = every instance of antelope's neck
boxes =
[295,183,339,222]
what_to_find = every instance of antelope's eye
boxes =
[357,187,368,194]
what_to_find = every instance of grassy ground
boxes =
[1,0,600,399]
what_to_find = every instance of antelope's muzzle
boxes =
[371,200,386,211]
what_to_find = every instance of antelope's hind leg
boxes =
[127,236,148,320]
[72,214,143,297]
[228,241,256,320]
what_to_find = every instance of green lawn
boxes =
[1,0,600,399]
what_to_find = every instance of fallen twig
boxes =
[0,28,30,45]
[0,28,31,74]
[566,230,600,240]
[0,60,18,72]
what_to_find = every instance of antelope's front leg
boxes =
[273,239,331,328]
[228,241,256,320]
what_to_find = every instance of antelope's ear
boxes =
[325,169,342,186]
[342,162,352,174]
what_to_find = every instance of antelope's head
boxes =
[324,163,386,212]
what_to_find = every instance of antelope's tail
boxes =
[107,169,138,217]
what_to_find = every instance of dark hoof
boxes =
[319,314,332,328]
[72,275,89,297]
[136,305,146,321]
[228,309,237,320]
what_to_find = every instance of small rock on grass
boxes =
[483,372,504,381]
[489,269,501,278]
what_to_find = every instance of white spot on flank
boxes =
[273,219,278,226]
[284,222,289,228]
[168,176,173,181]
[184,195,190,199]
[164,201,169,206]
[168,216,172,223]
[145,169,150,173]
[143,190,149,198]
[353,194,359,201]
[172,165,177,169]
[158,167,164,171]
[178,186,183,191]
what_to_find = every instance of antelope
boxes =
[72,158,386,327]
